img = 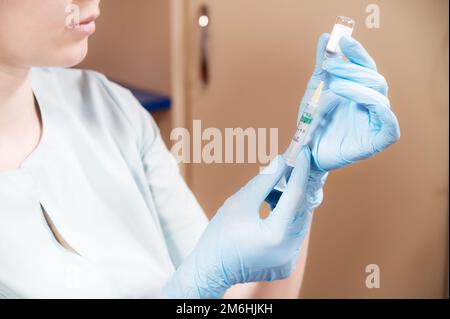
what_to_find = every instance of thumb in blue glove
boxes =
[164,148,314,298]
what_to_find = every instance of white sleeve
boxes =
[93,72,209,268]
[139,114,209,268]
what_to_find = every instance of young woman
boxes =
[0,0,400,298]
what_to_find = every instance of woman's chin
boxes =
[49,39,89,68]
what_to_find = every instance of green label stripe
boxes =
[300,114,313,124]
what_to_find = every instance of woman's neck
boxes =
[0,63,43,171]
[0,63,35,136]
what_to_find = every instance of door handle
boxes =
[198,5,210,86]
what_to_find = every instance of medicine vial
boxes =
[325,16,355,58]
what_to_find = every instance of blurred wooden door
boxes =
[171,0,448,298]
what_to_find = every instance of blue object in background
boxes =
[121,82,171,112]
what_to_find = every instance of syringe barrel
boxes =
[283,103,316,167]
[284,138,304,167]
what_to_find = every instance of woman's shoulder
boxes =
[33,68,155,139]
[31,67,157,155]
[32,67,130,105]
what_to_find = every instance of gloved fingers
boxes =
[289,169,328,221]
[309,168,329,189]
[267,147,311,228]
[240,155,287,208]
[304,169,328,209]
[329,79,401,151]
[340,35,378,71]
[323,57,388,95]
[305,33,331,92]
[290,210,313,238]
[329,77,390,108]
[264,169,328,213]
[372,110,401,152]
[312,33,331,77]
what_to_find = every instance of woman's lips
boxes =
[72,14,99,36]
[78,20,96,36]
[79,13,98,24]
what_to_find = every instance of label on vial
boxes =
[326,24,354,55]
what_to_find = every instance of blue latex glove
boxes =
[300,34,401,171]
[266,34,398,209]
[164,148,315,299]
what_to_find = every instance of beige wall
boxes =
[78,0,172,144]
[79,0,171,95]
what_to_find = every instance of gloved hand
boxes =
[266,34,398,209]
[164,148,314,299]
[265,167,328,215]
[299,33,401,171]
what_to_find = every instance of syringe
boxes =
[268,82,324,197]
[283,81,324,167]
[267,17,349,203]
